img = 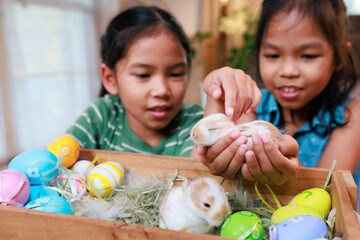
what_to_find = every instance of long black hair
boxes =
[99,6,191,96]
[254,0,357,136]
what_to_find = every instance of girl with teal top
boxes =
[198,0,360,184]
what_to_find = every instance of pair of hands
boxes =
[195,67,300,185]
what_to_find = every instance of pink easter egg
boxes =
[0,169,30,207]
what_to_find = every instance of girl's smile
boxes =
[259,9,335,114]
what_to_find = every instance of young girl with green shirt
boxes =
[66,6,204,157]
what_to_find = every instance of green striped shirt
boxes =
[66,94,204,157]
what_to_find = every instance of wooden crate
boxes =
[0,149,359,240]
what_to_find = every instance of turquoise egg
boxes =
[27,185,60,203]
[24,196,72,215]
[9,149,59,185]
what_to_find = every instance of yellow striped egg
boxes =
[86,162,125,198]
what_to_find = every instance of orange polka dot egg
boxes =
[47,135,80,168]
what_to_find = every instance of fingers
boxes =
[240,133,300,185]
[200,130,248,178]
[202,67,261,120]
[247,84,262,114]
[278,134,299,157]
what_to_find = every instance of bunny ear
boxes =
[182,177,193,190]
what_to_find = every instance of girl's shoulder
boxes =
[346,97,360,122]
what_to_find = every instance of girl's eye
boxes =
[135,74,150,79]
[302,55,318,59]
[265,54,279,59]
[170,72,185,78]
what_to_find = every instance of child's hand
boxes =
[203,67,262,121]
[197,132,300,185]
[239,134,300,185]
[197,129,249,179]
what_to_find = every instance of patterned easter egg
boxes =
[47,135,80,168]
[288,188,331,218]
[271,204,324,224]
[270,215,329,240]
[86,162,125,198]
[0,169,30,207]
[24,196,72,214]
[8,149,59,185]
[221,211,264,239]
[57,171,86,197]
[27,185,59,203]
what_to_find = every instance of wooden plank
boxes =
[336,170,358,209]
[0,205,225,240]
[331,171,360,240]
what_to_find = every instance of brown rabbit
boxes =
[191,113,282,148]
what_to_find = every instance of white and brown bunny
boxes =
[191,113,282,149]
[159,176,231,233]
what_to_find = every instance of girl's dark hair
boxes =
[254,0,357,136]
[99,6,191,96]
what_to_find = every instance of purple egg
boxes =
[270,215,329,240]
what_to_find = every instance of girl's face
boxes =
[259,10,336,112]
[108,29,188,140]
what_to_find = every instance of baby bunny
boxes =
[159,176,231,233]
[191,113,282,149]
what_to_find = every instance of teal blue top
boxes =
[256,89,360,183]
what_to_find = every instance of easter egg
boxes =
[86,162,125,198]
[47,135,80,168]
[0,169,30,207]
[8,149,59,185]
[24,196,72,215]
[57,171,86,197]
[27,185,59,203]
[271,204,324,224]
[221,211,264,239]
[72,160,94,178]
[270,215,329,240]
[288,188,331,218]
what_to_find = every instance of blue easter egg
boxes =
[8,149,59,185]
[270,215,329,240]
[27,185,59,203]
[24,196,72,215]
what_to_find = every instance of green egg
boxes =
[271,204,324,224]
[288,188,331,218]
[221,211,264,240]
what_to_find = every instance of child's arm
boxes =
[317,98,360,173]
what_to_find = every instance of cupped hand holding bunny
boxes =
[191,113,300,185]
